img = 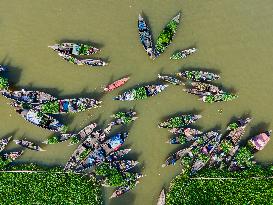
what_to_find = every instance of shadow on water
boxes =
[245,122,271,142]
[0,59,23,86]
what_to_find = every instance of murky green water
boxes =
[1,1,273,204]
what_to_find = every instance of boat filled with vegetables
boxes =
[114,84,168,101]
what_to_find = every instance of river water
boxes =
[0,1,273,205]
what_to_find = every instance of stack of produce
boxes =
[114,84,168,101]
[49,42,107,67]
[63,110,142,198]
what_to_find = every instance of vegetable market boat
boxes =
[104,76,130,92]
[14,139,45,151]
[64,129,106,171]
[111,160,139,172]
[48,43,100,56]
[58,52,107,66]
[110,173,143,198]
[36,98,101,114]
[162,131,220,167]
[157,74,183,85]
[170,48,197,60]
[177,70,220,82]
[158,114,202,128]
[2,89,57,105]
[201,92,238,103]
[11,101,67,133]
[75,133,129,172]
[43,134,72,145]
[154,13,181,58]
[248,130,271,152]
[157,189,166,205]
[68,123,97,145]
[138,14,154,59]
[0,136,12,152]
[183,82,221,96]
[168,127,202,135]
[168,128,203,144]
[106,149,131,162]
[114,84,168,101]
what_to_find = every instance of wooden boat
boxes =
[111,160,138,172]
[170,48,197,60]
[2,89,56,105]
[43,134,72,144]
[106,149,131,162]
[49,43,100,56]
[110,173,143,198]
[157,189,166,205]
[158,114,202,129]
[183,82,221,96]
[168,127,203,135]
[75,133,129,172]
[168,128,203,144]
[248,130,271,152]
[201,92,238,103]
[58,52,108,66]
[64,129,106,171]
[14,139,45,151]
[226,118,252,144]
[36,98,101,114]
[190,133,222,174]
[162,131,220,167]
[157,74,183,85]
[104,76,130,92]
[177,70,220,82]
[154,13,181,58]
[138,14,154,59]
[0,136,12,153]
[68,123,97,146]
[114,84,168,101]
[11,101,67,133]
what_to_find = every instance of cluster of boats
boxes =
[58,110,142,198]
[2,89,101,132]
[156,70,238,103]
[49,43,107,67]
[161,114,271,174]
